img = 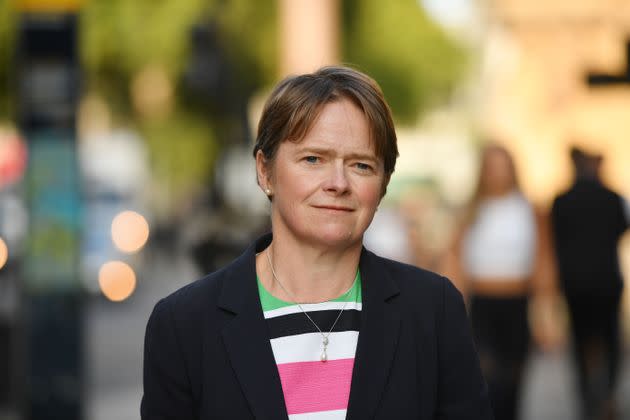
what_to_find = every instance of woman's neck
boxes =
[256,234,362,304]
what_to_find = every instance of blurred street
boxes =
[84,245,630,420]
[84,245,198,420]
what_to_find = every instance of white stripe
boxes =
[270,331,359,365]
[263,301,362,319]
[289,409,347,419]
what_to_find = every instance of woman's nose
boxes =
[324,162,350,194]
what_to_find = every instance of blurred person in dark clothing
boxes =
[447,143,557,420]
[551,146,629,420]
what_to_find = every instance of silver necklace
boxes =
[266,248,351,362]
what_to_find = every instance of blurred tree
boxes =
[343,0,467,124]
[81,0,277,114]
[140,109,219,202]
[0,2,16,119]
[80,0,277,211]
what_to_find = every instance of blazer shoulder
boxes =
[370,252,456,299]
[152,262,233,320]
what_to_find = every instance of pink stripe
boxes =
[277,358,355,415]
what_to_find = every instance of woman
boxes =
[141,66,492,420]
[449,144,555,420]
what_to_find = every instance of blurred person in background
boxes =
[551,146,629,420]
[447,143,556,420]
[141,66,493,419]
[363,204,415,265]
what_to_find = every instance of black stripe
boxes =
[265,309,361,340]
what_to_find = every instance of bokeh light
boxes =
[111,210,150,253]
[98,261,137,302]
[0,237,7,270]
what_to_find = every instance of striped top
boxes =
[257,272,362,420]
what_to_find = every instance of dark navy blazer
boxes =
[141,234,493,419]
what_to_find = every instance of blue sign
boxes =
[24,129,81,292]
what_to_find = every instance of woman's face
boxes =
[257,98,386,250]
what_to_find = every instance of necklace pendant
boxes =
[321,337,329,362]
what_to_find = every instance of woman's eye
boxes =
[304,156,319,164]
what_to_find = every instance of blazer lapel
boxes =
[218,235,289,420]
[346,249,401,420]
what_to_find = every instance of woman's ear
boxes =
[255,150,271,193]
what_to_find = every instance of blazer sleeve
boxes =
[435,278,494,420]
[141,298,196,420]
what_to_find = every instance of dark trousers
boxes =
[470,295,530,420]
[566,292,622,420]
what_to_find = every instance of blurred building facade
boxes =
[479,0,630,206]
[279,0,339,75]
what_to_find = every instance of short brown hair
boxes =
[253,66,399,182]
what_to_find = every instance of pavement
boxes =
[84,246,630,420]
[84,246,198,420]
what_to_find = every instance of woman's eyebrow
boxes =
[294,146,333,156]
[295,146,378,162]
[295,146,337,157]
[345,152,378,162]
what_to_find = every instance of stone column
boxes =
[279,0,340,76]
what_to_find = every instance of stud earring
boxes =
[265,189,272,196]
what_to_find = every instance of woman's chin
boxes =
[304,226,363,249]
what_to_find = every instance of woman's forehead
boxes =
[292,100,375,149]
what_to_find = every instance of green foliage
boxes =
[81,0,277,99]
[213,0,278,91]
[82,0,205,81]
[343,0,468,124]
[140,110,218,200]
[80,0,278,204]
[0,1,16,119]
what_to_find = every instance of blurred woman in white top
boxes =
[448,143,555,420]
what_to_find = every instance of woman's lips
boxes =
[313,205,354,212]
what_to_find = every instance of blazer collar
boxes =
[217,234,401,420]
[346,247,401,420]
[217,233,289,420]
